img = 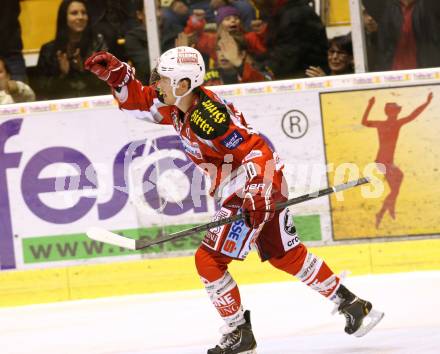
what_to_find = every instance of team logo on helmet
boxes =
[177,52,198,64]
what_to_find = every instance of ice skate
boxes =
[335,285,384,337]
[208,310,257,354]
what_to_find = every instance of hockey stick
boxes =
[87,177,370,250]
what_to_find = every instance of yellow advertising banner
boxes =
[321,85,440,239]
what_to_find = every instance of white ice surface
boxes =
[0,271,439,354]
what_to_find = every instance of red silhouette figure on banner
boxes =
[362,92,433,228]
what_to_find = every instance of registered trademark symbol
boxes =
[281,110,309,139]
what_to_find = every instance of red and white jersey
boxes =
[113,79,285,202]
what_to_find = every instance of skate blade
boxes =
[239,350,256,354]
[353,309,384,338]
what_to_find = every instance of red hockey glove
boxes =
[84,51,134,88]
[242,177,275,229]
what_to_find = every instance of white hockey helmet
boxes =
[157,46,205,99]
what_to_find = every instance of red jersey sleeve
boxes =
[112,79,172,125]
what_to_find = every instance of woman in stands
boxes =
[36,0,109,99]
[305,33,354,77]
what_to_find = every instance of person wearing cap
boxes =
[210,0,257,31]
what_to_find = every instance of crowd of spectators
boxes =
[1,0,439,104]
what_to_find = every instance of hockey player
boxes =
[85,47,383,354]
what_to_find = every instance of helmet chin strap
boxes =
[172,85,192,107]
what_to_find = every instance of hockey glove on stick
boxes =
[242,177,275,229]
[84,51,134,88]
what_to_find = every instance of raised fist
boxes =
[85,51,134,88]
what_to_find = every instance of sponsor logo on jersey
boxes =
[181,136,202,159]
[221,130,244,149]
[200,100,228,124]
[221,218,249,258]
[189,97,230,139]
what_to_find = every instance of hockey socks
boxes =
[269,245,341,299]
[195,247,245,328]
[203,271,245,328]
[295,252,341,298]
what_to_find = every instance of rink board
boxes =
[1,69,440,272]
[0,238,439,307]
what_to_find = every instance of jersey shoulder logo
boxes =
[189,94,230,140]
[221,130,244,149]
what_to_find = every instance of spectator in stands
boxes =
[0,0,27,82]
[204,31,272,85]
[305,33,354,77]
[362,5,379,71]
[125,0,181,84]
[187,0,216,23]
[162,0,191,33]
[88,0,138,61]
[36,0,109,100]
[362,0,383,21]
[363,5,379,37]
[0,57,35,105]
[259,0,328,80]
[210,0,257,31]
[184,5,266,65]
[375,0,440,71]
